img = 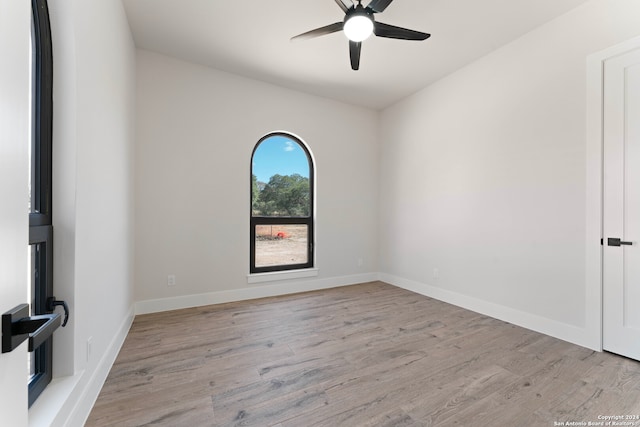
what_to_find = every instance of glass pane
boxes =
[28,244,36,312]
[28,245,36,379]
[29,22,35,214]
[252,136,310,217]
[255,224,308,268]
[28,350,35,381]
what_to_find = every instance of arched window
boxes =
[250,133,314,273]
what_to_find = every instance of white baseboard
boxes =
[33,305,135,427]
[135,272,380,315]
[379,273,599,351]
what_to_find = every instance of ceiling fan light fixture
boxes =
[292,0,430,71]
[344,15,373,42]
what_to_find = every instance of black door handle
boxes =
[608,237,633,247]
[46,297,69,327]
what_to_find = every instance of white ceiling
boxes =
[122,0,590,110]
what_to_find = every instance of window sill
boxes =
[29,373,81,427]
[247,268,319,284]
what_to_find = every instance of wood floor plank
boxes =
[581,353,640,393]
[88,384,215,426]
[399,364,519,426]
[362,409,425,427]
[434,375,575,426]
[215,387,330,426]
[86,282,640,427]
[534,380,640,422]
[212,358,351,418]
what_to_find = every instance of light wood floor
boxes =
[86,282,640,426]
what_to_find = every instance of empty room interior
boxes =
[3,0,640,425]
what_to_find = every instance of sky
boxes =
[252,135,310,183]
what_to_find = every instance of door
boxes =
[603,47,640,361]
[0,0,32,424]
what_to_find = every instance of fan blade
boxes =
[334,0,351,13]
[367,0,394,13]
[349,40,361,70]
[291,22,343,41]
[374,22,430,40]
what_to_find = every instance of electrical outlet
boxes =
[357,258,363,267]
[433,268,439,279]
[167,275,176,286]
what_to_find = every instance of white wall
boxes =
[0,0,31,424]
[134,50,379,309]
[379,0,640,349]
[29,0,136,425]
[70,0,135,379]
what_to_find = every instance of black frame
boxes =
[250,133,314,273]
[31,0,53,225]
[28,227,53,406]
[29,0,54,407]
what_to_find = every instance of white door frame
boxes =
[586,35,640,352]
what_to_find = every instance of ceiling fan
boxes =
[291,0,431,71]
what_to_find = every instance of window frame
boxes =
[250,132,315,274]
[29,0,54,407]
[30,0,53,226]
[28,226,53,407]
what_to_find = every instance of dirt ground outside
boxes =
[255,224,308,267]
